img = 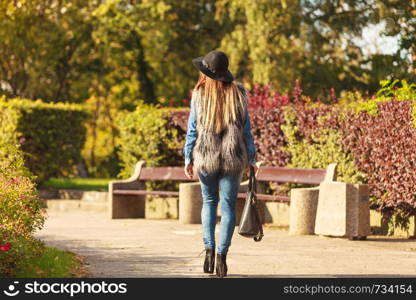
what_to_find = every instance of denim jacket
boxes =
[183,98,257,166]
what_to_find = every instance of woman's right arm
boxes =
[243,104,257,165]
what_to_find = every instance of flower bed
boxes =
[0,135,46,276]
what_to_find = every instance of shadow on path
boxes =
[38,234,201,278]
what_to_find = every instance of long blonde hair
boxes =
[194,72,246,134]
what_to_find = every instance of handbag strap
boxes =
[249,165,263,242]
[248,165,257,195]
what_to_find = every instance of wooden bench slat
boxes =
[113,190,179,197]
[136,166,325,184]
[138,167,197,181]
[256,167,326,184]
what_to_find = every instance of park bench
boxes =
[108,160,337,219]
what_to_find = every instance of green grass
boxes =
[41,178,115,191]
[15,246,85,278]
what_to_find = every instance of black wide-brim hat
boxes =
[192,50,234,83]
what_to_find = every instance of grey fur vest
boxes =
[192,85,249,174]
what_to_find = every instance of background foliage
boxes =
[1,0,414,179]
[81,94,122,178]
[0,0,414,104]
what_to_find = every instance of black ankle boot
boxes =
[203,248,215,274]
[216,253,227,278]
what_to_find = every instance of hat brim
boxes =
[192,57,234,83]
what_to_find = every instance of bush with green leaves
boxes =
[338,79,416,117]
[117,102,185,190]
[0,97,89,182]
[272,104,366,197]
[281,104,366,183]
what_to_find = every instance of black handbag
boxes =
[238,165,264,242]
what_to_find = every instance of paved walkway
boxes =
[35,211,416,278]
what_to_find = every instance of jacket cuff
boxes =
[185,158,192,165]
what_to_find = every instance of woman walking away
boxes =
[183,50,257,277]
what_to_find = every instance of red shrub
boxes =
[249,107,290,166]
[167,109,189,160]
[248,83,290,109]
[341,100,416,219]
[243,84,294,166]
[168,109,188,133]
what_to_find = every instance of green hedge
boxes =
[117,102,184,177]
[0,97,89,182]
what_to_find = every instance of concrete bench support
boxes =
[314,182,371,239]
[289,163,338,235]
[178,180,252,225]
[179,182,203,224]
[289,187,320,235]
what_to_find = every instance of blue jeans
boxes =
[198,169,244,255]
